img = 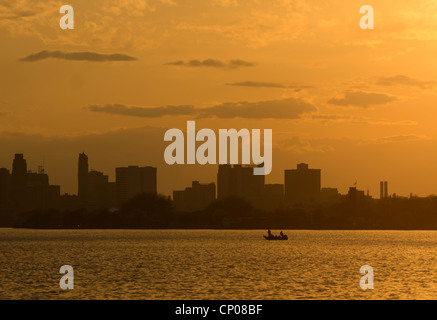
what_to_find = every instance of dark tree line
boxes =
[12,193,437,230]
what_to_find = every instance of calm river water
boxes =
[0,229,436,299]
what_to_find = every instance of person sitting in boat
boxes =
[280,231,284,237]
[267,229,272,237]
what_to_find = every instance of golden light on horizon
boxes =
[1,0,437,198]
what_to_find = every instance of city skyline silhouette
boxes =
[2,1,437,302]
[1,151,436,230]
[0,151,402,209]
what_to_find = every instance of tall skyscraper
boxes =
[87,170,110,207]
[116,166,157,204]
[78,153,89,203]
[11,154,28,205]
[217,164,265,202]
[285,163,321,205]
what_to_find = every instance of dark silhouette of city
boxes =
[0,153,437,229]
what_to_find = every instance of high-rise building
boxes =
[380,181,388,199]
[285,163,321,205]
[320,187,341,204]
[78,153,89,203]
[77,153,115,208]
[116,166,157,204]
[27,171,49,187]
[87,170,110,207]
[11,154,27,206]
[108,182,117,207]
[380,181,384,199]
[217,165,232,199]
[217,164,265,202]
[173,181,216,211]
[347,186,365,201]
[0,168,10,206]
[27,170,60,209]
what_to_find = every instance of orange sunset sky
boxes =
[1,0,437,197]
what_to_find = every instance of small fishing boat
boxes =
[263,234,288,241]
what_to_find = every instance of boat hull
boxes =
[263,235,288,241]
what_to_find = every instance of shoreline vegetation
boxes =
[4,193,437,230]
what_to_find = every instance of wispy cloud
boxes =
[0,0,173,49]
[89,104,195,118]
[328,91,397,108]
[20,51,138,62]
[377,75,436,89]
[213,0,239,7]
[164,59,256,69]
[372,48,415,62]
[226,81,313,90]
[275,136,334,153]
[370,135,430,144]
[228,59,256,67]
[0,0,52,20]
[312,114,417,126]
[201,98,315,119]
[174,4,310,48]
[226,81,286,88]
[88,97,316,119]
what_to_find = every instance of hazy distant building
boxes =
[217,164,265,203]
[285,163,321,205]
[27,170,49,186]
[173,191,184,203]
[380,181,389,199]
[116,166,157,204]
[108,182,117,207]
[0,168,10,206]
[320,187,341,204]
[27,169,60,209]
[78,153,89,203]
[87,170,110,207]
[60,194,80,211]
[217,165,231,199]
[348,187,366,201]
[11,154,27,205]
[1,154,61,210]
[77,153,117,208]
[380,181,383,199]
[173,181,216,211]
